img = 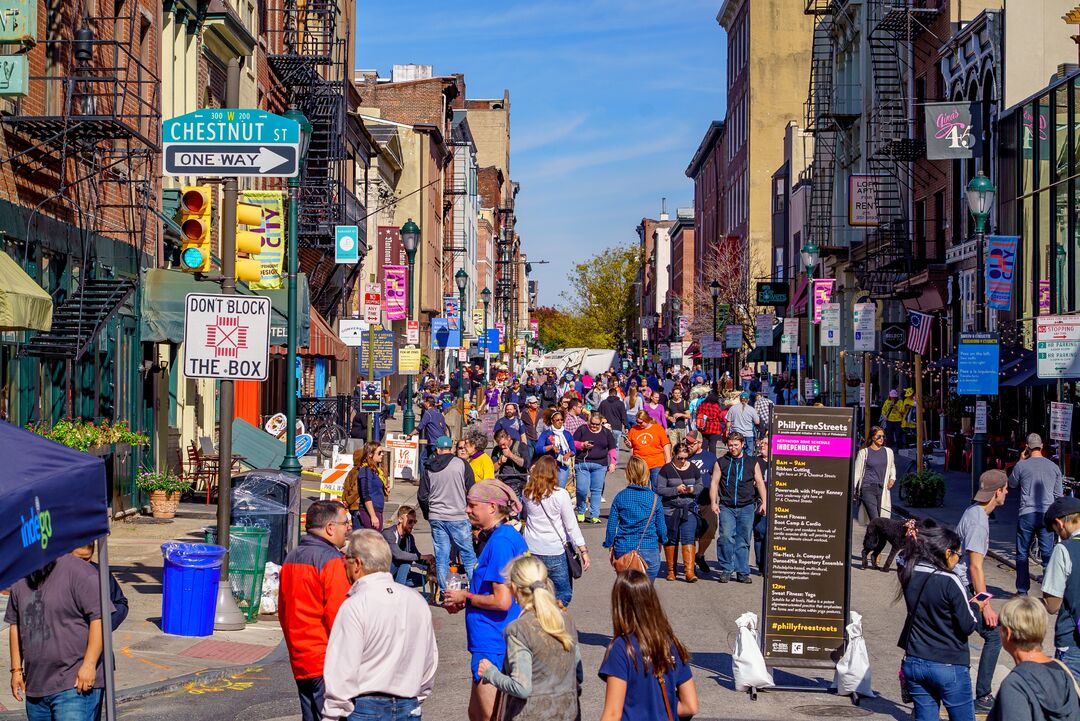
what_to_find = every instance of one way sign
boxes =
[164,144,297,177]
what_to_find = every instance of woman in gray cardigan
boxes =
[655,443,705,583]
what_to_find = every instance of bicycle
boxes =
[307,407,348,460]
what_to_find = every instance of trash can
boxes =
[231,470,301,565]
[161,543,226,637]
[202,525,270,622]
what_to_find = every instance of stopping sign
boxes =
[183,292,271,380]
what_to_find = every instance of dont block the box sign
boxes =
[182,293,271,380]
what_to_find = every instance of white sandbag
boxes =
[260,561,282,615]
[833,611,875,697]
[733,612,774,691]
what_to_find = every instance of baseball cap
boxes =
[433,435,454,449]
[1027,433,1043,449]
[1044,496,1080,531]
[740,391,749,400]
[685,430,701,443]
[526,395,538,404]
[972,469,1008,503]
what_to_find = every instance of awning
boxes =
[0,250,53,332]
[271,306,348,361]
[1000,354,1056,387]
[140,268,310,344]
[788,276,810,316]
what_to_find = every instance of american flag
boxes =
[907,310,932,356]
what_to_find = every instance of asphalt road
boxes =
[118,464,1024,721]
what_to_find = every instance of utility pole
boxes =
[214,58,247,631]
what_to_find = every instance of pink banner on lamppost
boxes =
[384,265,408,320]
[812,278,835,324]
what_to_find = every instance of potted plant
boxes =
[899,468,946,508]
[136,470,192,519]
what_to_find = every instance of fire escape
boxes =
[267,0,358,322]
[8,3,159,359]
[852,0,940,298]
[804,0,841,255]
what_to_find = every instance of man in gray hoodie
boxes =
[417,435,476,594]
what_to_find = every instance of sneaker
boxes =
[974,694,995,713]
[695,556,711,575]
[584,517,603,524]
[601,496,607,503]
[736,573,752,584]
[576,513,585,522]
[717,573,729,584]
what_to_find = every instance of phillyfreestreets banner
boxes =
[384,266,408,321]
[986,236,1019,310]
[763,406,854,668]
[240,190,285,290]
[812,279,835,324]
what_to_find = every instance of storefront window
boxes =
[1056,86,1070,183]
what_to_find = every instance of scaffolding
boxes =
[6,0,158,359]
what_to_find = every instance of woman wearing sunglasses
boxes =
[853,425,896,524]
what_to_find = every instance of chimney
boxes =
[660,197,669,222]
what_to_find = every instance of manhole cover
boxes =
[792,704,872,718]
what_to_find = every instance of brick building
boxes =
[686,121,726,295]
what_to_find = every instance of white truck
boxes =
[524,348,619,377]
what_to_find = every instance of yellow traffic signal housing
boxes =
[235,201,264,284]
[178,186,212,273]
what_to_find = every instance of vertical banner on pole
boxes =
[812,279,835,324]
[985,236,1019,310]
[384,266,408,320]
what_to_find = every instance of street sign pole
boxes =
[214,59,247,632]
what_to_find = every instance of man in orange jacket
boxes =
[279,500,353,721]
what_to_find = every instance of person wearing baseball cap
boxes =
[684,430,718,576]
[417,434,477,598]
[955,469,1009,712]
[1010,432,1064,595]
[1040,495,1080,677]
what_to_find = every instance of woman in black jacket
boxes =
[897,519,986,721]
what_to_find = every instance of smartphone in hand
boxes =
[970,591,993,604]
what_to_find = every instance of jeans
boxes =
[25,688,103,721]
[430,518,477,592]
[859,483,882,522]
[973,608,1002,698]
[612,430,625,455]
[639,544,661,581]
[554,464,569,488]
[665,504,699,545]
[295,677,325,721]
[1016,511,1055,594]
[885,420,903,449]
[717,504,755,576]
[753,513,767,574]
[391,560,426,588]
[1056,645,1080,679]
[348,695,420,720]
[901,655,975,721]
[702,433,723,456]
[576,461,607,518]
[648,466,661,491]
[536,553,573,606]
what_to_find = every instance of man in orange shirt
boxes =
[279,500,353,721]
[626,409,672,490]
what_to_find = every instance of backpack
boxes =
[542,382,558,403]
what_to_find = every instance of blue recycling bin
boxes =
[161,543,226,637]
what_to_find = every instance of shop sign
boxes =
[820,303,841,347]
[1051,402,1074,442]
[756,282,790,306]
[958,332,1000,395]
[1037,315,1080,379]
[763,406,854,666]
[0,1,37,44]
[880,323,906,352]
[848,175,883,227]
[0,54,28,97]
[923,102,979,160]
[338,318,367,347]
[334,225,359,264]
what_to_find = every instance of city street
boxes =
[115,466,1024,721]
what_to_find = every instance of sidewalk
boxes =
[0,504,284,714]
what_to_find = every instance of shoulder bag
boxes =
[537,492,583,579]
[657,672,676,721]
[609,495,658,574]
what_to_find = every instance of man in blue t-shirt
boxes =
[685,430,718,577]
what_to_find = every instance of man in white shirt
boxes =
[322,530,438,721]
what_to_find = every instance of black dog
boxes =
[861,516,909,571]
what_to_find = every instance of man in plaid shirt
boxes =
[564,397,589,434]
[753,392,773,434]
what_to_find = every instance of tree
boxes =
[542,244,640,350]
[686,238,769,347]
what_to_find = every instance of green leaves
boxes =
[543,244,639,350]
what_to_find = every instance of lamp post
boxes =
[455,268,468,405]
[966,171,995,495]
[801,241,820,406]
[280,105,312,476]
[481,287,491,381]
[401,219,421,434]
[710,280,720,382]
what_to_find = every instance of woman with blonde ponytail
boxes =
[477,555,582,721]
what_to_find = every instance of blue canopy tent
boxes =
[0,420,117,720]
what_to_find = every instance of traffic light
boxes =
[178,186,212,273]
[234,201,264,284]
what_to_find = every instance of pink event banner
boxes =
[772,434,852,458]
[384,265,408,320]
[812,279,835,324]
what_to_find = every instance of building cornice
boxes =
[717,0,745,31]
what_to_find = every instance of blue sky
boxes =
[357,0,728,306]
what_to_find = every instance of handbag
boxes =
[609,495,658,574]
[537,493,583,579]
[565,457,577,499]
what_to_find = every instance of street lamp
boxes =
[801,241,820,406]
[280,105,312,476]
[966,171,995,494]
[710,280,720,382]
[455,268,468,403]
[401,218,421,434]
[481,287,491,380]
